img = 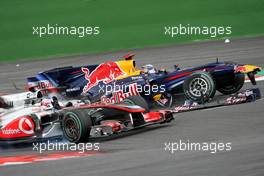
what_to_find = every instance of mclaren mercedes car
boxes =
[0,92,173,144]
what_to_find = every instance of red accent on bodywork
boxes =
[165,72,192,81]
[143,112,162,122]
[235,66,246,73]
[0,151,99,166]
[0,116,35,139]
[101,121,121,132]
[70,69,82,74]
[123,54,135,60]
[71,104,146,113]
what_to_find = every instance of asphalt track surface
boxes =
[1,36,264,176]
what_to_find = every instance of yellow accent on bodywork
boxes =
[153,94,162,101]
[115,60,142,79]
[240,65,262,73]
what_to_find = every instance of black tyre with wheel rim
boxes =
[217,73,245,95]
[62,109,92,143]
[123,96,150,112]
[183,72,216,102]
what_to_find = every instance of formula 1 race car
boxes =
[61,96,173,143]
[60,88,261,143]
[0,92,173,144]
[0,91,66,143]
[26,54,262,108]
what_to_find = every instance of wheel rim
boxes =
[189,78,208,97]
[64,115,80,141]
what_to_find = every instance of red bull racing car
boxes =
[26,54,262,108]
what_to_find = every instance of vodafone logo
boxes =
[18,117,34,135]
[2,128,20,135]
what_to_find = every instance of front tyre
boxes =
[62,109,92,143]
[217,73,245,95]
[183,72,216,102]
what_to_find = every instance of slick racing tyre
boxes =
[123,96,150,112]
[183,72,216,102]
[62,109,92,143]
[217,73,245,95]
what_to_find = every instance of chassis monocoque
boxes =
[26,55,262,108]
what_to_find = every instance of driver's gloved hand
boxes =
[51,96,61,110]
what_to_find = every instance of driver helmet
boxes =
[142,64,156,74]
[40,98,53,110]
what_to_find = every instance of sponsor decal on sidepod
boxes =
[101,83,139,104]
[0,116,35,139]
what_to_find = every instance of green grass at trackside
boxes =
[0,0,264,62]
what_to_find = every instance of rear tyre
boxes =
[62,109,92,143]
[217,73,245,95]
[183,72,216,102]
[123,96,150,112]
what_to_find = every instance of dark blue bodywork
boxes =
[27,61,240,103]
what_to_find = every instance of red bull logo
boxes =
[235,65,261,73]
[101,83,139,104]
[235,66,247,73]
[81,61,126,93]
